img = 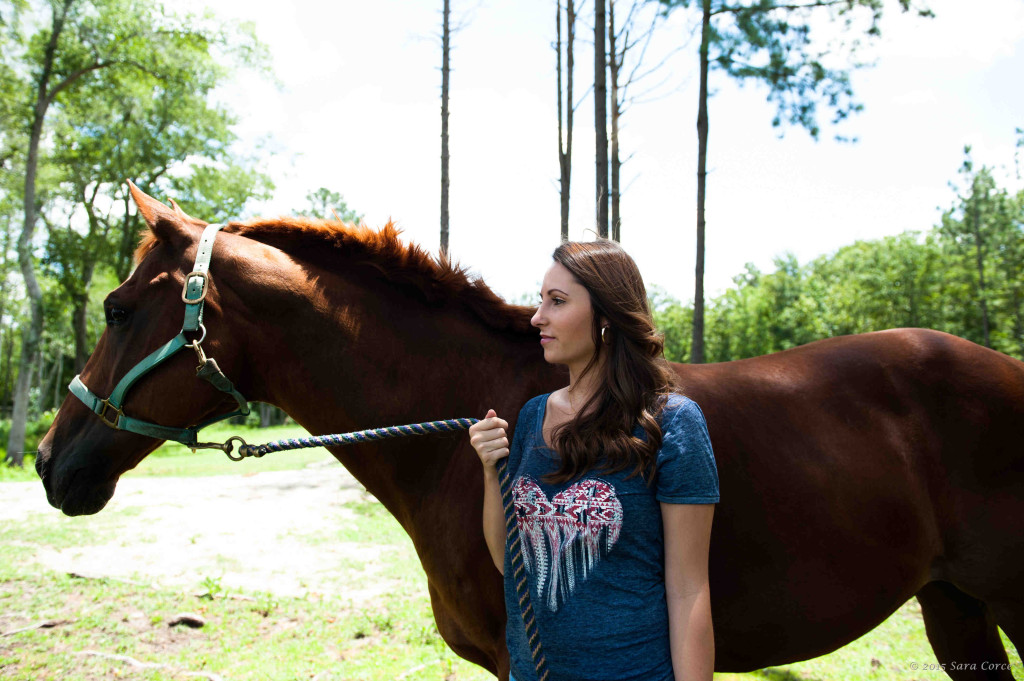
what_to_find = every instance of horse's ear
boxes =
[168,198,195,222]
[128,180,193,246]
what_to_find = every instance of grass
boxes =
[715,601,1021,681]
[0,564,490,680]
[0,471,491,681]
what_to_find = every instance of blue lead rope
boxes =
[208,415,553,680]
[211,417,480,460]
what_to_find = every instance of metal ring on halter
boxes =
[223,435,249,461]
[186,323,208,346]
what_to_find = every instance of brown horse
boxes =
[37,185,1023,681]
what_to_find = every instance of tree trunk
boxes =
[557,0,576,242]
[35,347,48,414]
[116,195,136,282]
[6,333,37,466]
[594,0,609,238]
[440,0,451,256]
[9,111,46,466]
[7,0,73,465]
[1011,283,1023,358]
[691,0,711,365]
[1,328,13,406]
[39,347,62,413]
[608,0,621,242]
[53,348,63,410]
[72,291,91,373]
[970,195,990,347]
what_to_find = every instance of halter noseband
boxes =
[68,222,249,448]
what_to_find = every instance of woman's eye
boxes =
[105,307,130,326]
[552,298,565,305]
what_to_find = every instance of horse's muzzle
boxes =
[36,435,117,516]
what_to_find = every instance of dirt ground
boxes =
[2,462,403,603]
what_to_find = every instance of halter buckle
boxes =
[99,399,123,429]
[182,271,210,304]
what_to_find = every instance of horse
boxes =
[36,184,1023,681]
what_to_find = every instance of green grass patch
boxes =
[714,600,1021,681]
[0,567,493,681]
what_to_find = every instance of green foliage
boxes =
[935,148,1024,357]
[651,152,1024,363]
[0,0,276,426]
[0,408,55,461]
[657,0,933,139]
[304,187,363,223]
[650,285,692,363]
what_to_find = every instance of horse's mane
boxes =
[136,216,536,335]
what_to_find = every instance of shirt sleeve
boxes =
[505,396,540,476]
[655,397,720,504]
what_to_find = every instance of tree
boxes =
[594,0,609,237]
[440,0,451,255]
[657,0,932,364]
[937,148,1023,356]
[555,0,576,241]
[303,187,361,223]
[43,56,270,371]
[4,0,267,465]
[607,0,667,241]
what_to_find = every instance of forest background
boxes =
[1,0,1022,466]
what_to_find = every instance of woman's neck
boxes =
[565,353,607,411]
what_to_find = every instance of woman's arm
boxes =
[662,502,715,681]
[470,409,510,574]
[481,464,506,574]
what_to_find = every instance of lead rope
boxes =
[497,456,551,681]
[200,417,552,681]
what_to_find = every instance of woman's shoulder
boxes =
[515,393,551,423]
[659,392,706,424]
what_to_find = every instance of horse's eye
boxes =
[105,306,130,326]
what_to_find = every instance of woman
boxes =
[469,239,719,681]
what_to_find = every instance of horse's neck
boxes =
[245,269,558,514]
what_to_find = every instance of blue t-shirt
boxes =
[504,393,719,681]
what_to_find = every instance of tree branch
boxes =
[712,0,854,16]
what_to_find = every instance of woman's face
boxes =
[531,262,597,369]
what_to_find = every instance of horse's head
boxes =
[37,183,254,516]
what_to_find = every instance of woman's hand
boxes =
[469,409,510,471]
[471,409,511,573]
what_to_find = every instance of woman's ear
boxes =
[128,180,197,250]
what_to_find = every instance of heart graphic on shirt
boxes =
[512,476,623,612]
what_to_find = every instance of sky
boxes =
[177,0,1024,305]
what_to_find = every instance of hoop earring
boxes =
[601,326,610,344]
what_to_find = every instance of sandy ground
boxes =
[2,463,406,603]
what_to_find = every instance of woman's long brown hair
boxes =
[545,239,680,484]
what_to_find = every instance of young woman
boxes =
[469,239,719,681]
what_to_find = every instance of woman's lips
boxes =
[540,336,554,345]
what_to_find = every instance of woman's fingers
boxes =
[469,409,510,467]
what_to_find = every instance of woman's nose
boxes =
[531,308,543,327]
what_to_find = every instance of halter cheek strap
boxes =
[68,222,250,448]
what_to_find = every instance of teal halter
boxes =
[68,222,250,447]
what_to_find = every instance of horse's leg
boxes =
[916,581,1014,680]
